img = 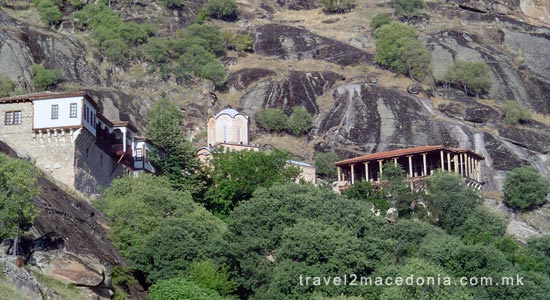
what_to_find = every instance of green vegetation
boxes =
[0,75,15,97]
[33,271,88,300]
[186,260,237,296]
[390,0,426,18]
[320,0,355,13]
[0,154,39,256]
[370,13,392,31]
[31,64,61,91]
[314,151,339,180]
[161,0,185,9]
[204,0,238,20]
[502,100,532,124]
[343,180,389,212]
[34,0,62,25]
[256,107,314,136]
[223,31,253,55]
[443,60,492,96]
[503,166,549,210]
[0,276,27,300]
[149,278,230,300]
[256,108,288,132]
[374,22,431,80]
[146,98,203,195]
[203,149,299,216]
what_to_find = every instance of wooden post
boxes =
[364,162,369,182]
[351,164,355,184]
[447,152,452,171]
[440,150,445,171]
[337,166,342,183]
[408,155,413,178]
[459,154,464,176]
[378,160,383,181]
[422,153,427,176]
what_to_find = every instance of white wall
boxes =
[82,99,97,136]
[32,97,84,130]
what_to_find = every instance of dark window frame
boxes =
[136,148,143,161]
[4,111,22,125]
[51,104,59,120]
[70,103,78,118]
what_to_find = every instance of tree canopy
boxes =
[503,166,549,210]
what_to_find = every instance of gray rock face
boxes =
[438,91,499,123]
[0,11,100,88]
[276,0,319,10]
[498,124,550,154]
[254,24,371,66]
[239,70,344,116]
[226,68,276,91]
[428,28,550,114]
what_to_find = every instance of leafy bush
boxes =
[343,181,389,212]
[101,39,130,66]
[314,151,339,180]
[374,22,430,80]
[501,100,532,124]
[443,60,491,96]
[503,166,549,211]
[31,64,61,91]
[390,0,426,18]
[287,106,313,135]
[149,278,229,300]
[142,38,169,64]
[204,0,238,20]
[256,108,288,132]
[223,32,252,55]
[458,207,506,244]
[35,0,62,25]
[178,45,226,85]
[0,75,15,97]
[186,260,237,296]
[370,13,392,31]
[185,24,226,57]
[320,0,355,13]
[161,0,185,9]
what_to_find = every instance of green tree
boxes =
[31,64,61,91]
[256,108,288,132]
[370,13,392,31]
[374,22,430,80]
[320,0,355,13]
[118,21,150,47]
[185,24,226,57]
[187,260,237,296]
[149,278,230,300]
[458,206,506,244]
[161,0,185,9]
[443,61,491,96]
[503,166,549,211]
[141,37,169,65]
[287,106,313,136]
[501,100,532,124]
[0,75,15,97]
[425,172,481,233]
[314,151,339,180]
[390,0,426,18]
[36,0,62,25]
[101,39,130,66]
[343,180,389,212]
[146,98,202,194]
[380,162,415,217]
[204,0,238,20]
[204,149,300,216]
[0,154,39,257]
[199,61,226,86]
[98,175,225,284]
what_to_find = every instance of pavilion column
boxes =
[408,155,413,178]
[476,159,481,182]
[393,158,398,166]
[454,154,459,174]
[440,150,445,171]
[467,156,472,179]
[378,160,383,181]
[459,154,464,175]
[447,152,452,171]
[337,166,342,183]
[351,164,355,184]
[422,153,427,176]
[364,162,370,182]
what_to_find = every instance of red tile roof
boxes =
[0,91,99,109]
[335,145,484,166]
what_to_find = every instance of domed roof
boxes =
[214,107,240,118]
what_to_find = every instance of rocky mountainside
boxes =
[0,0,549,252]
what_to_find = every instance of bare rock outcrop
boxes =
[226,68,276,91]
[276,0,319,10]
[254,24,371,66]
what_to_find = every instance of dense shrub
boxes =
[35,0,62,25]
[390,0,426,18]
[31,64,61,91]
[443,60,491,96]
[149,278,229,300]
[287,107,313,135]
[501,100,532,124]
[204,0,238,20]
[343,181,389,212]
[186,260,237,296]
[141,38,169,64]
[374,22,430,80]
[0,75,15,97]
[503,166,549,210]
[314,151,339,180]
[320,0,355,13]
[161,0,185,9]
[370,13,392,31]
[256,108,288,132]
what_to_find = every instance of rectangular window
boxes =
[4,111,22,125]
[70,103,77,118]
[136,148,143,161]
[51,104,59,119]
[85,106,88,121]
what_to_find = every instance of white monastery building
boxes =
[0,91,154,195]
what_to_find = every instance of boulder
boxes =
[31,251,105,287]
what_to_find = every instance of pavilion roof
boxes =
[335,145,484,166]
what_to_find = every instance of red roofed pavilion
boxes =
[335,145,484,190]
